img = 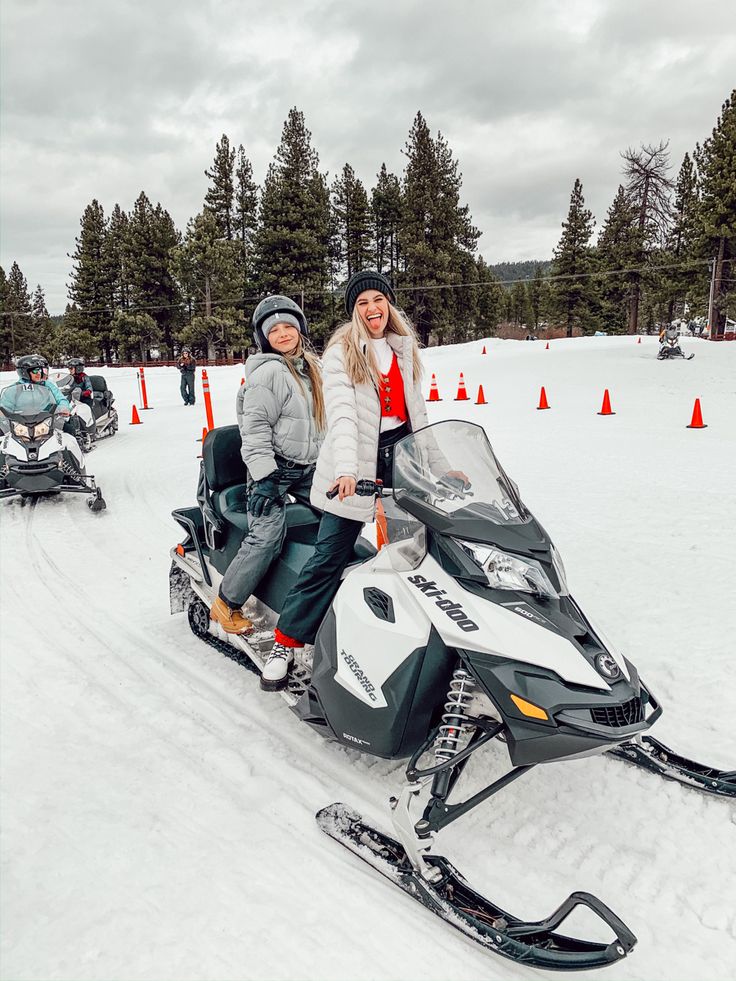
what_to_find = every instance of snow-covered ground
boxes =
[1,335,734,981]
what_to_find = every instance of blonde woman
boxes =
[211,296,325,663]
[262,270,431,689]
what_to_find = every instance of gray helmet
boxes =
[17,354,49,381]
[252,295,308,353]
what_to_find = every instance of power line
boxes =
[0,257,719,319]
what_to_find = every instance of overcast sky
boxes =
[2,0,734,313]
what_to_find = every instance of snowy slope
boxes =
[1,336,734,981]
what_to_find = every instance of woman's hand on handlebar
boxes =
[327,476,357,501]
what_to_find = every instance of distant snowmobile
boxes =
[169,420,733,971]
[54,371,119,448]
[0,386,106,511]
[658,322,694,360]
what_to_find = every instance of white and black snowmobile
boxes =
[0,388,106,511]
[169,420,733,971]
[658,323,694,360]
[54,371,119,448]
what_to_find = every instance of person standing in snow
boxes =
[209,296,325,644]
[178,348,197,405]
[261,271,435,690]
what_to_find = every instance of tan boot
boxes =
[210,596,254,635]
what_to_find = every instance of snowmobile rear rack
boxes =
[317,803,637,971]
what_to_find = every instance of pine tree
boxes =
[126,193,182,357]
[596,186,641,332]
[252,108,331,337]
[234,145,259,304]
[171,209,246,359]
[104,204,131,312]
[204,134,236,239]
[527,264,548,331]
[372,164,402,277]
[550,179,596,337]
[695,90,736,338]
[399,112,479,344]
[621,141,674,332]
[1,262,35,360]
[332,164,373,281]
[475,257,504,336]
[68,199,112,357]
[50,305,100,362]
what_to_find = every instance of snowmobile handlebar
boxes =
[326,479,385,500]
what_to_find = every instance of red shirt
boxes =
[378,353,407,422]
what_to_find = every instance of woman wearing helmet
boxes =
[0,354,71,421]
[210,295,325,643]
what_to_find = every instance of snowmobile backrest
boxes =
[203,425,247,491]
[90,376,108,393]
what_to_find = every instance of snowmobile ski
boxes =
[607,736,735,798]
[316,803,637,971]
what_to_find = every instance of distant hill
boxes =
[489,260,552,283]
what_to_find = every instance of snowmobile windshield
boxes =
[392,420,528,525]
[52,372,74,393]
[0,384,57,417]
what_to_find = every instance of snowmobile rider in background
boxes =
[262,270,465,691]
[67,358,94,408]
[0,354,71,425]
[178,348,196,405]
[210,296,325,640]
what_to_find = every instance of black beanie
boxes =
[344,270,396,317]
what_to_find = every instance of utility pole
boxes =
[707,257,716,340]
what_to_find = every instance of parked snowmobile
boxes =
[169,420,733,971]
[658,323,694,360]
[54,371,119,446]
[0,386,106,511]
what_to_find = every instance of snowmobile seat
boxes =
[90,375,108,394]
[90,376,113,412]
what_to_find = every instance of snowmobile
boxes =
[657,325,694,360]
[0,386,106,511]
[53,371,119,448]
[168,420,734,971]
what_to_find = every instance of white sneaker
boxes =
[260,642,294,691]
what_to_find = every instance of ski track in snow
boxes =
[1,337,734,981]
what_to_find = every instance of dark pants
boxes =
[276,423,410,645]
[276,511,363,644]
[219,463,314,608]
[180,373,195,404]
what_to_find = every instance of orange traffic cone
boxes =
[597,389,615,415]
[686,398,707,429]
[481,345,487,355]
[129,404,142,425]
[537,386,550,410]
[454,372,470,401]
[375,499,389,551]
[475,384,487,405]
[427,374,442,402]
[545,341,550,350]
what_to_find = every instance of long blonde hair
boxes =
[281,335,326,432]
[326,302,424,389]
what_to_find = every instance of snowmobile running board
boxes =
[317,803,637,971]
[607,736,735,798]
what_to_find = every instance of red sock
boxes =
[274,628,304,648]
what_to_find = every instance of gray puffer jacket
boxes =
[236,354,323,481]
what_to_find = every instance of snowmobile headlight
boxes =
[11,422,30,441]
[454,539,558,598]
[34,420,51,438]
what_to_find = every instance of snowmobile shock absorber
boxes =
[432,668,476,799]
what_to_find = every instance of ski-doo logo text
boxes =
[340,649,378,702]
[407,575,479,632]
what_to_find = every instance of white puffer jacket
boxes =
[310,331,430,522]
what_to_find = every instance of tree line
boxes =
[1,91,734,364]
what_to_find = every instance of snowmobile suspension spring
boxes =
[434,668,476,764]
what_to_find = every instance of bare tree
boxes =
[621,141,675,332]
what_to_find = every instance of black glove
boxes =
[248,471,287,517]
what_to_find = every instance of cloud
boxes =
[1,0,733,310]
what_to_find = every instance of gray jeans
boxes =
[219,462,315,608]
